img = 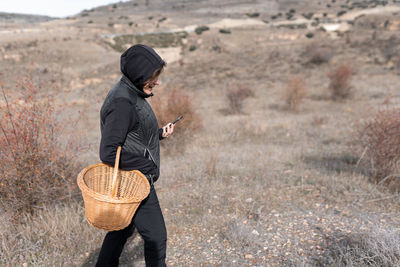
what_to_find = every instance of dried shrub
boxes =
[380,35,399,62]
[0,79,83,220]
[327,63,354,99]
[150,87,201,153]
[221,220,263,251]
[311,116,327,127]
[305,43,334,64]
[358,108,400,186]
[284,76,307,110]
[226,86,254,114]
[206,155,217,177]
[317,227,400,267]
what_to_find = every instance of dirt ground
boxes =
[1,0,400,266]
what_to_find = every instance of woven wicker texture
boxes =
[77,147,150,231]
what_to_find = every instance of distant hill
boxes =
[0,12,54,24]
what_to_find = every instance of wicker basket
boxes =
[77,146,150,231]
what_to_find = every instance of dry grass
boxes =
[1,3,400,266]
[315,226,400,267]
[0,201,103,266]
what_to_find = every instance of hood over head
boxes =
[120,44,165,91]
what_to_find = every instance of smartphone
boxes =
[171,115,184,125]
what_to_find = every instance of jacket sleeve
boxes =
[159,128,165,140]
[99,97,157,174]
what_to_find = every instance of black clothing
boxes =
[121,44,165,91]
[97,44,167,266]
[100,44,166,180]
[95,185,167,267]
[99,76,162,180]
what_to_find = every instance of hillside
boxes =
[1,0,400,266]
[0,12,54,24]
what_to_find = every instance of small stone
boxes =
[246,198,253,203]
[252,230,260,236]
[245,254,254,259]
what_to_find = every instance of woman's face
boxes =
[143,77,160,95]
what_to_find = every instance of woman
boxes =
[96,44,174,267]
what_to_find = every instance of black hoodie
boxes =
[121,44,165,91]
[99,44,165,178]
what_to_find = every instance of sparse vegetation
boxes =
[1,0,400,266]
[0,79,83,220]
[302,12,314,19]
[105,31,188,52]
[150,87,201,153]
[380,35,399,62]
[305,42,334,64]
[286,13,294,20]
[189,45,196,51]
[219,29,231,34]
[246,12,259,18]
[284,76,307,111]
[358,108,400,186]
[305,32,314,38]
[327,63,354,99]
[316,227,400,266]
[225,86,254,114]
[195,25,210,35]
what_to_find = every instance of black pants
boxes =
[95,185,167,267]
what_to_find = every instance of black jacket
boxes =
[99,44,165,181]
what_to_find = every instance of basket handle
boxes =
[110,146,122,198]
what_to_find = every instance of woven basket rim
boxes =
[77,163,150,204]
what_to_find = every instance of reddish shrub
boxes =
[0,79,83,219]
[358,108,400,186]
[328,63,354,99]
[150,87,201,153]
[284,76,307,110]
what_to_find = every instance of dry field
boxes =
[1,0,400,266]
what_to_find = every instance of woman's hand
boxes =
[162,123,175,138]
